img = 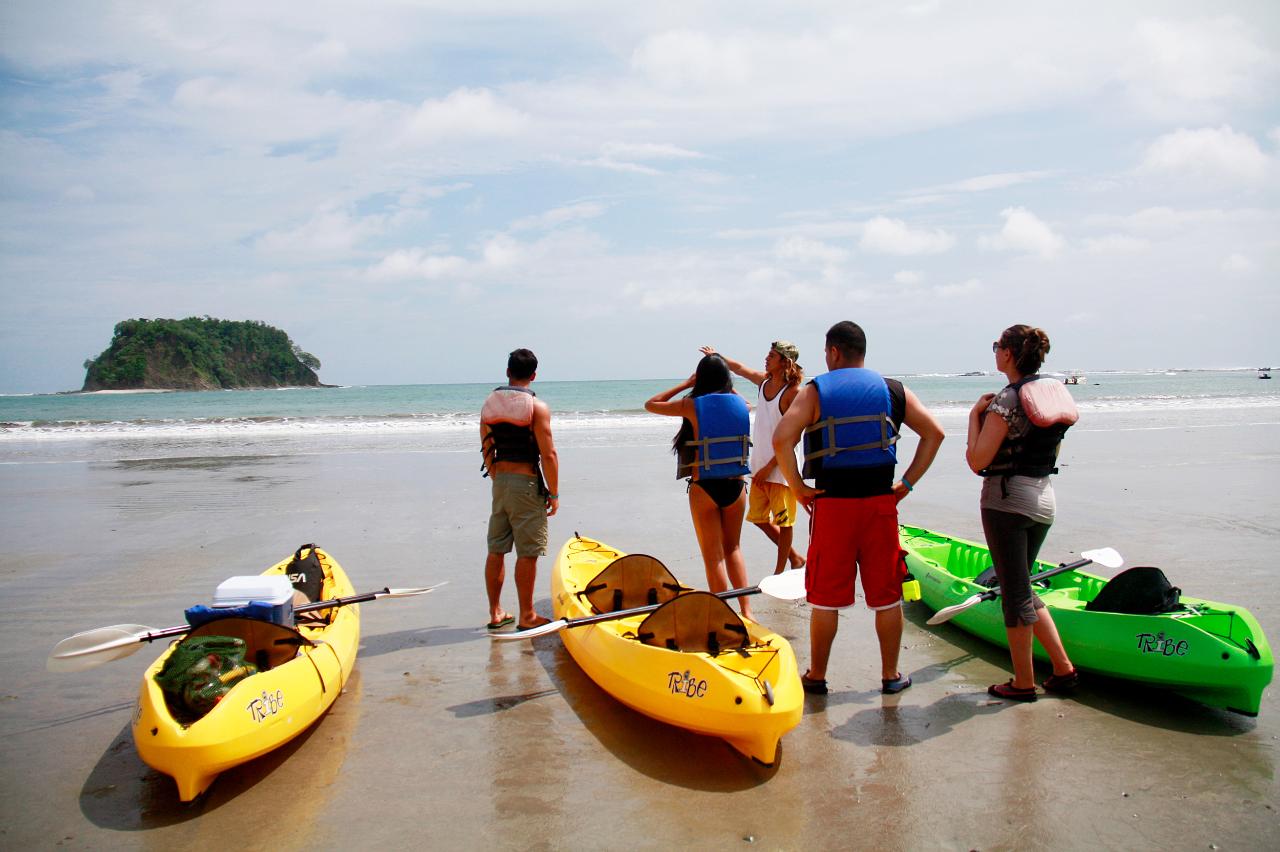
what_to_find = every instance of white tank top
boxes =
[751,379,794,484]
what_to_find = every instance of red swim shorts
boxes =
[805,494,904,610]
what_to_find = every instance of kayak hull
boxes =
[901,525,1273,716]
[132,547,359,800]
[552,536,803,765]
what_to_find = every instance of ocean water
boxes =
[2,370,1277,464]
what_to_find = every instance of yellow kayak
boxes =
[132,546,359,801]
[551,535,803,765]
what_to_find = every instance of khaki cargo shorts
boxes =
[486,473,548,558]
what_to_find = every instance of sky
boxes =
[2,1,1278,392]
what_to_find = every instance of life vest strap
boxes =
[802,413,898,461]
[678,435,750,471]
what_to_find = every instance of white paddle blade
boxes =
[47,624,153,672]
[757,568,807,600]
[926,594,983,626]
[489,619,568,642]
[1081,547,1123,569]
[380,582,448,599]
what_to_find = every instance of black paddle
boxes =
[490,569,806,641]
[47,583,447,673]
[925,547,1122,625]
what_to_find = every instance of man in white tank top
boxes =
[700,342,806,574]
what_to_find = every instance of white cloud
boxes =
[1120,17,1278,120]
[893,270,922,285]
[1082,234,1150,255]
[397,182,472,207]
[979,207,1065,258]
[403,88,529,143]
[624,280,733,310]
[256,208,385,257]
[511,202,608,232]
[908,170,1053,196]
[936,277,982,298]
[1138,126,1270,182]
[600,142,705,161]
[61,184,96,203]
[860,217,955,255]
[366,248,467,282]
[580,141,707,175]
[1222,253,1254,274]
[773,236,848,265]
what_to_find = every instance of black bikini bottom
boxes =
[691,478,745,509]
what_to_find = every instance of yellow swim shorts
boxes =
[746,480,797,527]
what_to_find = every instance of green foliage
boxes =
[82,317,322,390]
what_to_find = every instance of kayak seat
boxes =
[579,553,692,613]
[185,617,313,672]
[1084,566,1183,615]
[287,544,333,626]
[635,591,749,655]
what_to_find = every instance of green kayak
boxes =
[901,524,1273,716]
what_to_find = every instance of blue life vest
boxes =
[802,368,898,476]
[678,393,751,479]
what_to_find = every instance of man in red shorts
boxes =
[773,321,945,695]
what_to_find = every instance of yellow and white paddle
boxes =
[48,583,447,673]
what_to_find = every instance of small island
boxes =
[81,317,325,391]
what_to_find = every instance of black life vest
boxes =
[980,376,1071,479]
[481,386,541,469]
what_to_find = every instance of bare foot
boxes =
[517,615,551,630]
[790,555,806,570]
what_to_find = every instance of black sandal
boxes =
[1042,669,1080,693]
[988,680,1038,702]
[801,671,828,695]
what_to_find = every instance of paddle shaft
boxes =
[926,556,1100,626]
[976,556,1094,602]
[126,587,392,645]
[558,586,759,631]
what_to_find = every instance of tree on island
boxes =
[82,317,324,391]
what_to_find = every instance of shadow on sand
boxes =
[359,624,484,658]
[78,717,323,829]
[527,617,780,792]
[904,603,1259,737]
[79,669,362,829]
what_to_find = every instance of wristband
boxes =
[547,493,559,500]
[901,476,913,493]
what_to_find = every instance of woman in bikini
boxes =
[646,354,753,618]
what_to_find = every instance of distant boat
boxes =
[1261,369,1272,380]
[1064,372,1086,385]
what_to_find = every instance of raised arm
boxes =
[645,376,696,418]
[699,346,767,387]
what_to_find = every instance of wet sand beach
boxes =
[1,414,1278,850]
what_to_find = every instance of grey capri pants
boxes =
[981,508,1052,628]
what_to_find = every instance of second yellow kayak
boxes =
[551,535,803,766]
